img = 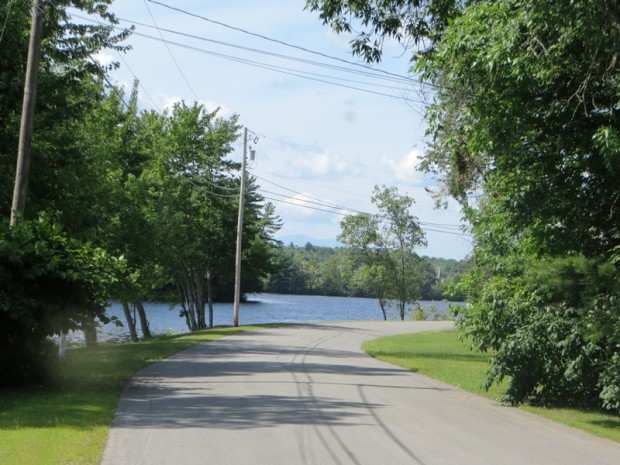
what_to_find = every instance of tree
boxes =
[138,102,281,330]
[138,102,240,330]
[78,81,156,340]
[339,185,427,320]
[307,0,620,411]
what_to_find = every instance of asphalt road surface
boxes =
[101,321,620,465]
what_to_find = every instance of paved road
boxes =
[101,321,620,465]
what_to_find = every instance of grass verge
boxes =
[363,329,620,444]
[0,326,270,465]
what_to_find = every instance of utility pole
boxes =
[11,0,47,225]
[233,127,248,327]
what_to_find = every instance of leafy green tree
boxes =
[339,185,427,320]
[78,81,156,340]
[137,102,281,329]
[307,0,620,411]
[138,102,240,330]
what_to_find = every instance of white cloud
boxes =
[295,151,350,177]
[93,52,114,67]
[158,93,183,111]
[198,99,233,118]
[381,148,425,181]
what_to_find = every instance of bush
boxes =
[0,218,124,385]
[456,255,620,412]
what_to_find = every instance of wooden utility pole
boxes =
[11,0,46,225]
[233,127,248,327]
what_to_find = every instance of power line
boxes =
[142,0,199,101]
[262,195,351,216]
[185,177,239,199]
[252,168,369,199]
[254,175,367,215]
[264,193,470,238]
[260,189,358,215]
[255,173,468,236]
[45,3,468,241]
[127,30,425,103]
[146,0,437,90]
[123,29,426,104]
[71,12,426,104]
[110,15,414,86]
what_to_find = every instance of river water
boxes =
[96,294,459,341]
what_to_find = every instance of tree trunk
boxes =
[58,332,68,362]
[182,275,198,331]
[121,301,139,342]
[83,319,98,347]
[177,281,193,332]
[378,297,387,321]
[193,269,206,330]
[134,301,151,339]
[206,271,214,328]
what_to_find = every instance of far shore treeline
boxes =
[263,243,468,302]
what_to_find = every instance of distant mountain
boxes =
[275,234,342,248]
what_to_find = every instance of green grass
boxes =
[0,326,269,465]
[363,329,620,443]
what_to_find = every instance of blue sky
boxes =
[87,0,472,259]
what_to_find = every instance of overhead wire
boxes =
[254,175,367,215]
[115,31,425,103]
[260,189,356,215]
[262,195,351,216]
[68,11,434,186]
[254,170,470,230]
[253,173,470,237]
[146,0,438,90]
[142,0,200,101]
[110,16,414,86]
[71,13,425,104]
[261,191,471,238]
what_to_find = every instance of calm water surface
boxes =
[97,294,459,341]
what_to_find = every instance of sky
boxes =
[83,0,472,259]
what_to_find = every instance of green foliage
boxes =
[0,0,130,220]
[136,102,281,327]
[0,0,284,391]
[339,185,427,319]
[0,218,124,385]
[455,255,620,412]
[305,0,459,62]
[265,242,468,300]
[309,0,620,412]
